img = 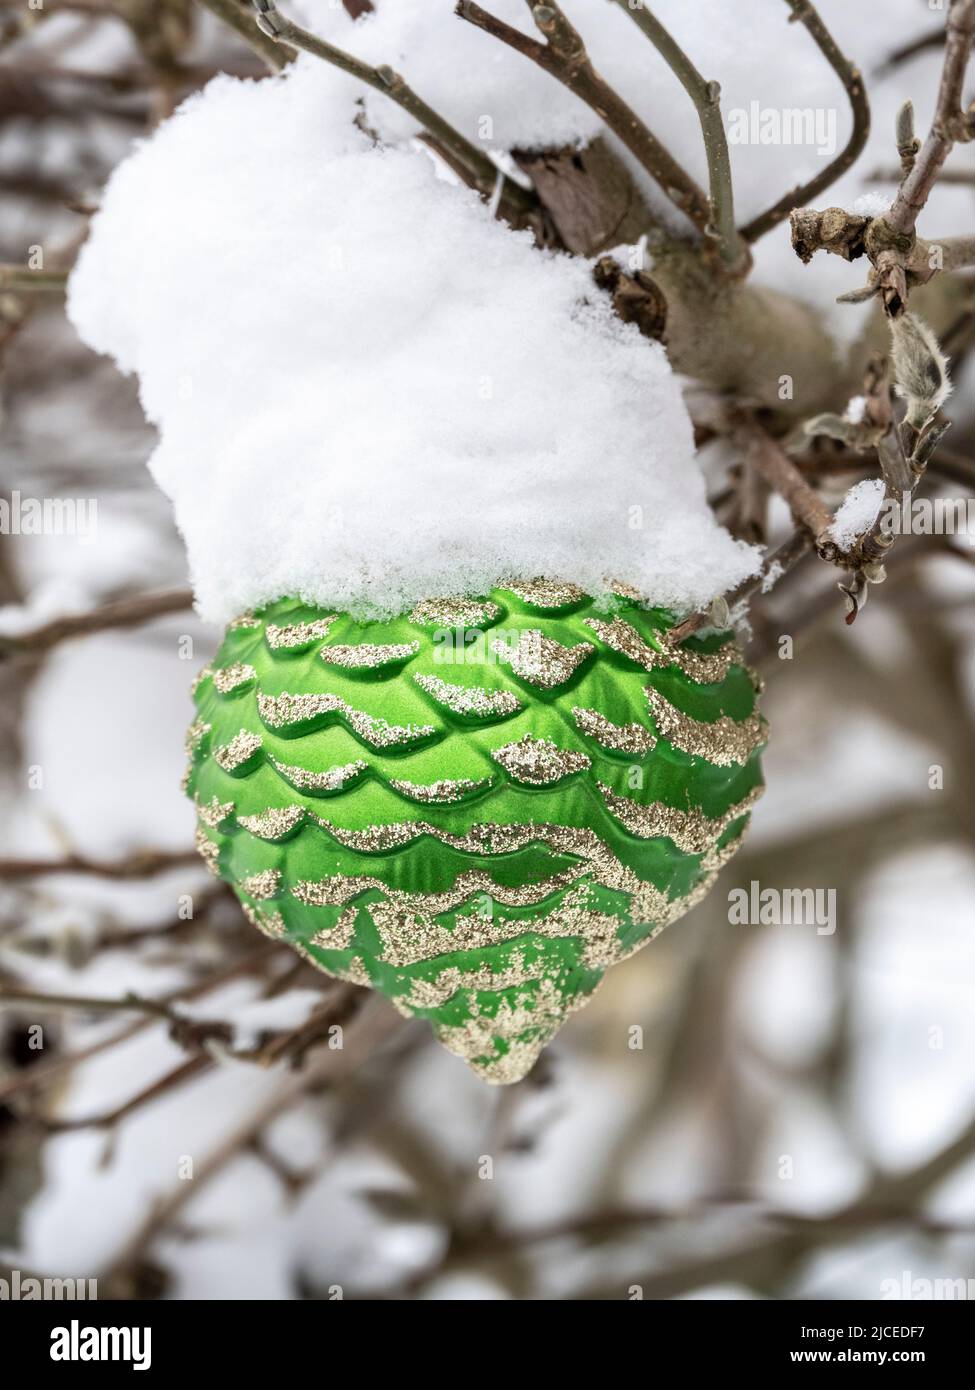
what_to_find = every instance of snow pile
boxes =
[828,478,885,548]
[68,60,759,622]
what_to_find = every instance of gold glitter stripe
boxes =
[321,956,371,986]
[195,794,235,829]
[402,949,544,1011]
[388,776,492,804]
[700,822,753,874]
[320,641,419,670]
[311,817,675,923]
[491,630,594,689]
[585,616,737,684]
[268,755,366,793]
[606,578,644,601]
[230,806,733,931]
[237,805,306,839]
[185,718,211,757]
[190,665,213,696]
[213,729,263,773]
[292,877,366,907]
[597,783,762,853]
[413,672,522,720]
[313,836,760,1081]
[228,611,261,630]
[212,663,257,694]
[572,706,657,755]
[195,826,221,875]
[240,869,281,900]
[291,865,587,912]
[241,900,286,940]
[433,978,589,1084]
[367,883,622,968]
[583,617,663,667]
[644,688,767,767]
[501,578,587,608]
[674,643,739,685]
[258,690,438,749]
[308,908,357,951]
[265,616,338,650]
[439,1033,547,1085]
[408,598,502,627]
[491,734,591,786]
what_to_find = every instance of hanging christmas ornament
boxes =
[187,581,764,1082]
[66,20,767,1084]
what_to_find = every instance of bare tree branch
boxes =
[0,847,200,879]
[670,528,812,643]
[97,997,403,1296]
[455,1,712,237]
[734,420,835,542]
[251,0,535,222]
[0,266,68,293]
[0,943,281,1106]
[876,25,945,77]
[886,0,975,238]
[610,0,748,272]
[196,0,293,71]
[741,0,870,243]
[0,587,193,659]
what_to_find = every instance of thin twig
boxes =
[876,25,945,77]
[930,444,975,490]
[251,1,535,221]
[0,986,180,1017]
[610,0,747,271]
[0,847,200,879]
[857,1,975,315]
[670,529,812,643]
[741,0,869,243]
[0,266,68,293]
[729,455,771,544]
[0,943,281,1106]
[0,586,193,658]
[866,165,975,187]
[196,0,293,71]
[734,420,835,541]
[455,1,711,235]
[38,1054,213,1132]
[97,997,402,1295]
[249,983,364,1067]
[885,0,975,239]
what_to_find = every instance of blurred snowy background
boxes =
[1,0,975,1301]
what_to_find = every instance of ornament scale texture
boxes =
[187,582,765,1083]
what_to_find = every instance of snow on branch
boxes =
[251,0,534,220]
[455,1,713,238]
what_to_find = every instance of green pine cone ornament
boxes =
[186,581,765,1083]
